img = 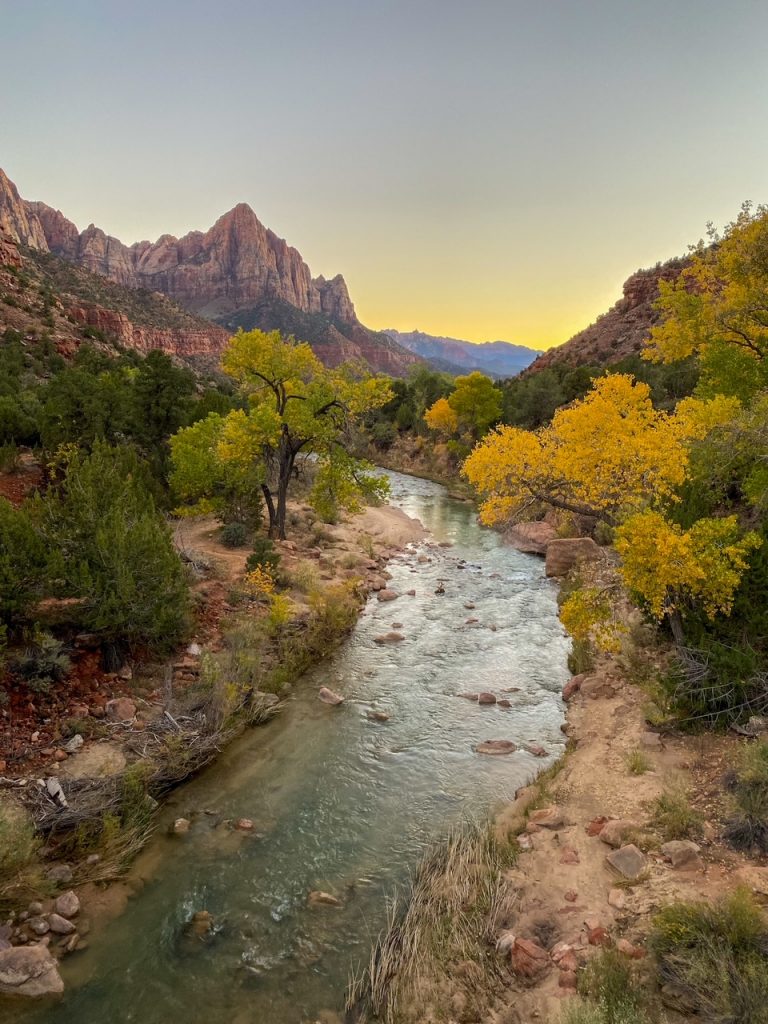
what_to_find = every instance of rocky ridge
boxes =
[0,169,419,374]
[527,257,688,373]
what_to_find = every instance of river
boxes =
[17,470,570,1023]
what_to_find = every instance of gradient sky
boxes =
[3,1,768,349]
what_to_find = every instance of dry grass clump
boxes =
[650,888,768,1022]
[723,740,768,855]
[650,785,703,841]
[560,948,658,1024]
[346,823,516,1023]
[624,749,653,775]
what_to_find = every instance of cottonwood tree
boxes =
[645,203,768,399]
[172,330,391,539]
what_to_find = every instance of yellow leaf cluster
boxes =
[559,587,625,654]
[615,511,760,619]
[463,375,689,525]
[424,397,459,436]
[245,564,276,597]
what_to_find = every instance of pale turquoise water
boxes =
[18,471,569,1023]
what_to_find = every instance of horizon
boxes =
[4,1,768,349]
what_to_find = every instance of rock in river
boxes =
[476,740,516,755]
[318,687,344,705]
[373,632,404,644]
[53,891,80,918]
[308,891,342,909]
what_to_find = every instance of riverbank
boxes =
[0,494,427,997]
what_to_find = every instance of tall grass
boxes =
[347,823,516,1023]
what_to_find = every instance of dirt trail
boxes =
[491,662,768,1022]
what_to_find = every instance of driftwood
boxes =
[2,690,283,834]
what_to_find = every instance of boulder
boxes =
[53,891,79,918]
[562,674,586,701]
[505,521,557,556]
[28,918,49,936]
[0,945,64,998]
[608,888,627,910]
[318,687,344,705]
[510,937,550,979]
[475,740,516,755]
[477,692,497,705]
[545,537,601,578]
[47,914,75,936]
[529,806,565,829]
[661,840,702,869]
[617,938,646,959]
[598,819,641,849]
[376,589,398,602]
[62,734,83,754]
[172,817,191,835]
[606,844,647,881]
[105,697,136,722]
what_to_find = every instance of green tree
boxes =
[0,499,47,631]
[41,444,189,652]
[447,371,502,439]
[173,330,392,539]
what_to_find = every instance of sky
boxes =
[2,1,768,350]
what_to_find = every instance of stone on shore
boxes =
[606,844,647,880]
[0,945,64,998]
[598,819,641,849]
[105,697,137,722]
[661,840,702,869]
[53,891,79,918]
[510,937,550,979]
[47,914,75,936]
[529,806,565,829]
[545,537,601,578]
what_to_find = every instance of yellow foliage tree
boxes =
[645,203,768,398]
[462,374,715,526]
[424,397,459,436]
[615,511,760,627]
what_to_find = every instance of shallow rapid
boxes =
[19,470,570,1024]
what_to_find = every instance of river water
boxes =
[19,471,569,1024]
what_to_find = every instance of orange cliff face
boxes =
[0,168,420,375]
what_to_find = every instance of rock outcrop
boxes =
[527,257,688,373]
[0,169,420,375]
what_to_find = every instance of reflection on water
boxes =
[16,471,570,1024]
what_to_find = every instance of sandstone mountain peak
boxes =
[0,169,419,375]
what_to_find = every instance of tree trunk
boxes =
[274,434,296,541]
[262,484,277,538]
[667,607,686,646]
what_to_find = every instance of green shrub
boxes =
[569,637,595,675]
[8,630,70,694]
[564,949,654,1024]
[220,521,248,548]
[0,441,20,472]
[650,785,703,840]
[0,498,48,630]
[42,443,189,650]
[723,741,768,854]
[246,535,280,573]
[650,889,768,1022]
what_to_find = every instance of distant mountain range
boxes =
[0,168,420,375]
[384,329,541,378]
